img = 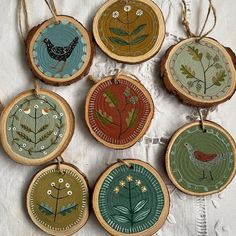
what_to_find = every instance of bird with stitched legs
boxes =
[184,143,227,181]
[43,37,79,73]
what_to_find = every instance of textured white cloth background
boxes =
[0,0,235,235]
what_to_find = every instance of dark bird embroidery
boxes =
[43,37,79,73]
[184,143,226,180]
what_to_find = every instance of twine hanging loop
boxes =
[181,0,217,41]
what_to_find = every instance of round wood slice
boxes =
[93,0,165,63]
[160,37,236,107]
[85,74,154,149]
[165,121,236,196]
[26,163,89,235]
[26,15,94,86]
[0,89,74,165]
[92,159,170,236]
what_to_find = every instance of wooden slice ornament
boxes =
[0,89,74,165]
[165,121,236,196]
[85,73,154,149]
[21,0,93,86]
[93,159,170,236]
[160,0,236,107]
[27,162,89,235]
[93,0,165,63]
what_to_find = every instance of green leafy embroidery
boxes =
[38,180,78,222]
[109,37,129,46]
[20,124,34,133]
[109,9,147,50]
[59,203,77,216]
[212,70,226,86]
[113,215,130,223]
[131,24,146,36]
[38,130,53,142]
[180,65,196,79]
[16,131,33,143]
[126,108,138,128]
[95,110,113,125]
[131,35,148,45]
[180,46,227,94]
[37,124,49,133]
[96,87,139,139]
[109,28,129,36]
[103,90,118,107]
[134,209,151,223]
[112,175,150,227]
[113,205,130,215]
[38,203,54,216]
[187,46,203,61]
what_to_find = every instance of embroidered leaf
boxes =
[113,215,130,223]
[103,90,118,107]
[59,203,77,216]
[126,108,138,128]
[212,70,226,86]
[95,110,113,125]
[134,209,151,223]
[180,64,196,79]
[38,203,54,216]
[187,46,203,61]
[131,34,148,45]
[213,54,220,62]
[20,124,33,133]
[28,147,33,155]
[38,130,53,142]
[113,205,130,215]
[214,63,223,69]
[14,115,19,121]
[196,83,202,92]
[109,37,129,46]
[206,52,212,60]
[133,200,148,213]
[110,27,129,36]
[37,124,49,133]
[16,131,33,143]
[11,138,20,145]
[131,24,146,35]
[187,81,194,88]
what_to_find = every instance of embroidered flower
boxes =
[53,115,58,119]
[13,127,16,131]
[34,105,39,109]
[19,148,22,152]
[124,5,131,12]
[60,113,63,117]
[8,127,11,131]
[51,182,55,187]
[22,143,26,147]
[136,9,143,16]
[43,151,47,155]
[58,178,64,183]
[47,190,52,195]
[65,183,70,188]
[112,11,119,18]
[41,146,45,150]
[19,109,22,112]
[54,131,58,136]
[59,134,63,138]
[67,191,72,196]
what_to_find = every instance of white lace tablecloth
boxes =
[0,0,235,235]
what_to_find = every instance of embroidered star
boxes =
[119,180,126,187]
[126,175,133,182]
[113,187,120,193]
[141,186,147,192]
[135,179,141,186]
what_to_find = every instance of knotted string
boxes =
[181,0,217,41]
[18,0,30,41]
[33,79,40,95]
[44,0,59,22]
[18,0,59,41]
[197,108,210,132]
[57,155,65,174]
